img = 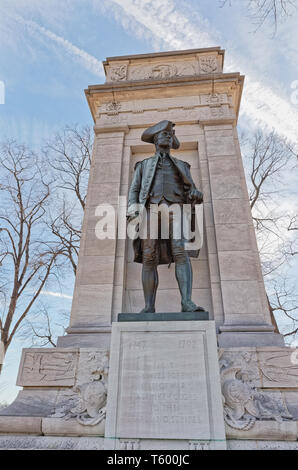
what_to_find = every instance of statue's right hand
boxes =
[127,211,140,223]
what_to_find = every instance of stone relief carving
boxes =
[107,56,220,82]
[219,353,292,431]
[130,63,177,81]
[205,93,225,104]
[109,65,127,81]
[210,106,225,118]
[132,107,144,114]
[258,351,298,386]
[51,350,109,426]
[129,62,197,81]
[149,63,177,79]
[199,55,218,73]
[220,350,260,386]
[179,63,197,77]
[105,101,122,114]
[20,350,77,386]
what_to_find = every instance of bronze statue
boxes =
[127,120,204,313]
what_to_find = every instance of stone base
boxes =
[105,320,226,449]
[57,333,111,348]
[0,347,109,435]
[57,325,112,348]
[0,435,105,450]
[0,434,297,450]
[218,324,285,347]
[0,416,42,435]
[227,440,298,450]
[118,311,209,322]
[226,421,298,441]
[0,416,105,437]
[1,333,298,450]
[104,438,224,450]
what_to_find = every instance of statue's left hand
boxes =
[188,188,203,204]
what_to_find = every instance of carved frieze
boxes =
[219,350,293,431]
[205,93,226,104]
[128,61,197,81]
[109,64,128,81]
[149,63,177,79]
[76,349,109,385]
[199,55,218,74]
[219,350,260,387]
[104,52,223,84]
[17,349,78,387]
[130,63,177,81]
[257,349,298,388]
[209,106,225,118]
[50,349,109,427]
[105,101,122,114]
[107,57,220,82]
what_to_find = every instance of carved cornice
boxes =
[85,72,244,125]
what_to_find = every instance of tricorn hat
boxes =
[141,120,180,149]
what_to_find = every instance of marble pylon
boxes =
[1,47,298,450]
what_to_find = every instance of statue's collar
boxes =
[155,151,171,159]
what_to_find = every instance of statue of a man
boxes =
[127,120,204,313]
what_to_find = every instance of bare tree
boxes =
[24,310,57,347]
[269,279,298,340]
[43,125,92,274]
[220,0,297,32]
[6,126,93,349]
[0,140,64,374]
[21,303,69,348]
[44,125,92,210]
[241,129,298,339]
[49,201,81,276]
[287,214,298,257]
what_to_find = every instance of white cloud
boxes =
[105,0,298,145]
[41,290,73,300]
[11,14,105,78]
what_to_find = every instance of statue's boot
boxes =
[139,265,158,314]
[139,307,156,313]
[175,258,205,312]
[181,300,205,312]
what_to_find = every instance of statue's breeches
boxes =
[141,206,188,267]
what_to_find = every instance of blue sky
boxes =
[0,0,297,403]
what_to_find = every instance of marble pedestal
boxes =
[104,319,226,450]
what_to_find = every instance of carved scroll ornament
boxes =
[220,354,292,431]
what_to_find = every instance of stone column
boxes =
[202,122,284,346]
[58,46,283,348]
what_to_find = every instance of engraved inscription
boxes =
[116,331,210,440]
